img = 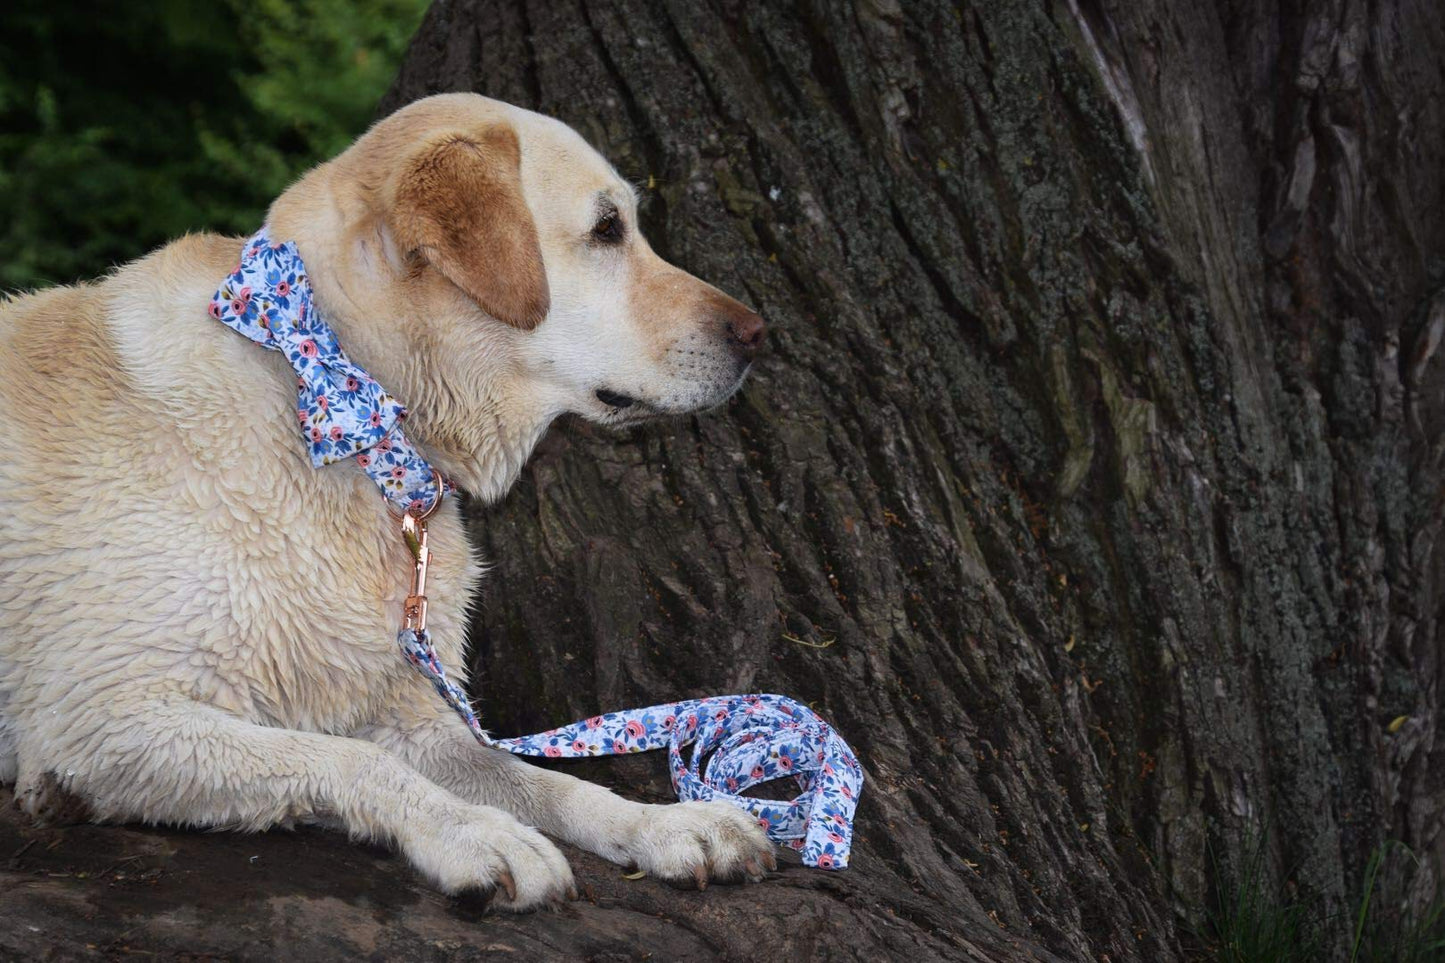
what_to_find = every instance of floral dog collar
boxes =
[211,229,864,870]
[211,229,448,516]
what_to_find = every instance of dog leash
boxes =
[212,228,863,869]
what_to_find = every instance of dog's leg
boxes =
[35,699,574,908]
[364,701,776,887]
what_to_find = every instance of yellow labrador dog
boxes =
[0,93,774,909]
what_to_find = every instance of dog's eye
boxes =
[591,210,624,244]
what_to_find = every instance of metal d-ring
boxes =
[387,469,446,522]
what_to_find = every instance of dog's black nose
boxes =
[725,307,767,361]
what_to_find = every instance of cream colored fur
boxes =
[0,93,772,910]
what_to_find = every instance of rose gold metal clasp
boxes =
[389,470,445,635]
[402,512,431,634]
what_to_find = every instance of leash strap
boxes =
[394,520,861,869]
[400,618,861,870]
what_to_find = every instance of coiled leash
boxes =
[213,228,863,869]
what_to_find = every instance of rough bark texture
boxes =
[382,0,1445,959]
[5,2,1442,961]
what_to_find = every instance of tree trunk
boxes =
[378,1,1445,960]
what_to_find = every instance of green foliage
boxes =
[0,0,427,291]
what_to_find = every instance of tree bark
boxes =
[377,1,1445,960]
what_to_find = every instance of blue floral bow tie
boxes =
[211,229,864,870]
[211,228,447,515]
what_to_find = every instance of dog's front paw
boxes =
[626,801,776,889]
[403,805,576,911]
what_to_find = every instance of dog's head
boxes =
[280,94,763,488]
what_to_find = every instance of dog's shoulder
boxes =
[0,270,131,458]
[0,277,110,373]
[0,232,303,498]
[103,233,256,397]
[1,233,251,402]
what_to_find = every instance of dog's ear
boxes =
[390,125,549,330]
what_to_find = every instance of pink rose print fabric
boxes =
[402,616,862,871]
[211,229,448,515]
[491,693,865,870]
[214,228,862,871]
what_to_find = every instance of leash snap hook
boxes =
[401,511,431,635]
[390,469,443,636]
